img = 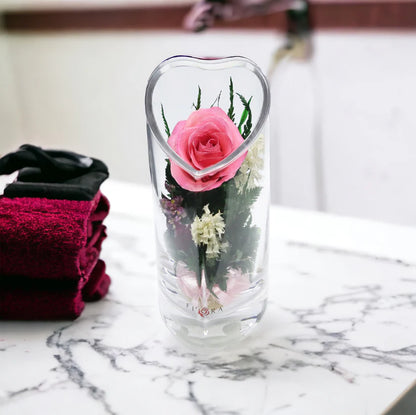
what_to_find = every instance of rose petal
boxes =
[167,107,247,191]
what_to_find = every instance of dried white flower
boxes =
[235,135,265,193]
[191,204,226,258]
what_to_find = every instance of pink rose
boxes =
[167,107,246,192]
[211,268,250,306]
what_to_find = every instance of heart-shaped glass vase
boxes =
[145,55,270,350]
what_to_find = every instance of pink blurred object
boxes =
[184,0,298,31]
[176,262,250,309]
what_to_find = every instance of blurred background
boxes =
[1,0,415,226]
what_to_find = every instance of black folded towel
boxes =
[0,144,109,201]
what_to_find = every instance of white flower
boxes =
[235,135,265,193]
[191,204,226,259]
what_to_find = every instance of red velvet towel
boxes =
[82,259,111,301]
[0,191,110,280]
[0,260,111,320]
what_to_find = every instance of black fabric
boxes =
[0,144,109,201]
[0,275,78,290]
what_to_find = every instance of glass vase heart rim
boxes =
[145,55,271,179]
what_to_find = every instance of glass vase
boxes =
[145,55,270,350]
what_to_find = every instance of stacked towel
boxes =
[0,144,111,320]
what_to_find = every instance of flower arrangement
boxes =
[159,78,264,317]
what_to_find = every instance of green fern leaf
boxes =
[161,104,170,137]
[193,85,202,110]
[227,77,235,122]
[237,93,252,139]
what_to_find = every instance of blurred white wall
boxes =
[1,30,416,226]
[1,30,278,187]
[272,33,416,226]
[0,32,22,150]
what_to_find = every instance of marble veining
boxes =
[287,240,416,269]
[1,204,416,415]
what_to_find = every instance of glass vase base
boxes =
[160,296,267,351]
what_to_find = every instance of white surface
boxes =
[1,180,416,414]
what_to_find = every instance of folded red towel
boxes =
[0,260,111,320]
[81,259,111,301]
[79,223,107,283]
[0,192,110,280]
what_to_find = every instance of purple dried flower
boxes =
[165,181,176,195]
[160,196,187,229]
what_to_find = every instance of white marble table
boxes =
[1,180,416,415]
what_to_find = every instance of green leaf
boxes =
[242,186,262,206]
[197,245,206,287]
[227,77,235,123]
[210,90,222,108]
[223,182,261,223]
[237,94,253,139]
[217,276,227,292]
[161,104,171,137]
[193,85,202,110]
[237,94,249,130]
